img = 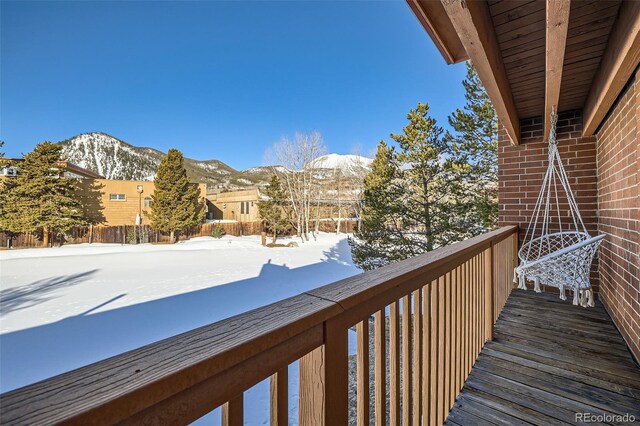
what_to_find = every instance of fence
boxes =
[0,220,361,248]
[0,226,518,425]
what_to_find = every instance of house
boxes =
[2,1,639,424]
[206,189,262,222]
[1,158,207,226]
[0,158,104,180]
[77,179,208,226]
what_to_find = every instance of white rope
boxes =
[516,109,603,307]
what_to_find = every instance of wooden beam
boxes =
[407,0,468,64]
[441,0,520,145]
[544,0,571,141]
[583,1,640,136]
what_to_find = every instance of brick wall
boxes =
[596,72,640,361]
[498,110,599,289]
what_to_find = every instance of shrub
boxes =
[211,224,226,239]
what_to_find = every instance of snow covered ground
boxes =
[0,233,362,424]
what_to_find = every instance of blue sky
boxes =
[1,1,467,170]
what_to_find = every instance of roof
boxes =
[0,158,105,179]
[59,161,105,179]
[408,0,639,144]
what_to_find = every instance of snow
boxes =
[0,233,361,424]
[310,153,372,173]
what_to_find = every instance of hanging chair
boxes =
[514,111,605,307]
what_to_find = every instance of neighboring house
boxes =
[206,189,261,221]
[0,158,104,180]
[77,179,208,226]
[2,158,207,226]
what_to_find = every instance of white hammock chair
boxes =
[514,112,604,307]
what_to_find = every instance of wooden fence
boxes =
[0,225,518,425]
[0,220,360,249]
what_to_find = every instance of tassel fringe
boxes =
[518,274,527,290]
[572,288,579,305]
[579,290,587,307]
[534,278,541,293]
[559,285,566,301]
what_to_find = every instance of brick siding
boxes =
[498,110,599,289]
[595,72,640,361]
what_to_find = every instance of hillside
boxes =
[58,133,274,191]
[57,133,372,192]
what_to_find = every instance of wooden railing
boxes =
[0,226,518,425]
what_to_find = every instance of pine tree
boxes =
[147,148,203,243]
[350,103,470,270]
[448,62,498,232]
[349,141,405,270]
[0,142,90,246]
[258,174,291,244]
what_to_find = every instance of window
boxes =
[109,193,126,201]
[240,201,250,214]
[241,201,245,214]
[144,197,152,208]
[1,166,17,176]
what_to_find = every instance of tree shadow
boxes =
[321,238,356,266]
[0,240,360,392]
[0,270,99,315]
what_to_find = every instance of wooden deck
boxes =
[446,290,640,426]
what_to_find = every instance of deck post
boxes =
[299,346,325,426]
[221,394,243,426]
[324,318,349,425]
[484,243,494,341]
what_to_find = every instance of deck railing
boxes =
[0,225,518,425]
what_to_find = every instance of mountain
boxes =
[58,133,274,191]
[310,154,373,176]
[58,133,373,192]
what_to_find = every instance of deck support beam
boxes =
[583,1,640,136]
[544,0,570,141]
[441,0,520,145]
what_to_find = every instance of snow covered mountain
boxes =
[57,134,373,190]
[58,133,272,190]
[59,133,162,180]
[310,154,373,176]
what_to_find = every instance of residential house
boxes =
[1,158,207,226]
[206,189,262,222]
[77,179,208,226]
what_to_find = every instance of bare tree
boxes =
[349,150,370,233]
[272,132,326,242]
[333,165,344,234]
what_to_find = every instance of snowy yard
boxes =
[0,233,361,424]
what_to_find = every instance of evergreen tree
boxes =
[258,174,291,244]
[349,141,405,270]
[448,62,498,231]
[147,148,203,243]
[350,103,470,270]
[0,142,90,246]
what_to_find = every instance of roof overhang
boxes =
[407,0,640,145]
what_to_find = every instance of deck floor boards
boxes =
[445,290,640,425]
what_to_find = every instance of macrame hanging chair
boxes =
[514,111,605,307]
